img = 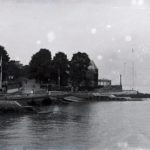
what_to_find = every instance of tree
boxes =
[7,60,21,80]
[0,45,10,81]
[20,65,29,78]
[29,49,51,83]
[52,52,69,86]
[70,52,90,89]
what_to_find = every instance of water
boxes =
[0,100,150,150]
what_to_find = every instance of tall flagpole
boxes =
[132,48,134,90]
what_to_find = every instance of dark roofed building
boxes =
[98,79,111,87]
[86,60,98,88]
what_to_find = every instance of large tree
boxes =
[29,49,51,82]
[52,52,69,86]
[0,45,10,81]
[70,52,90,89]
[20,65,29,78]
[7,60,21,80]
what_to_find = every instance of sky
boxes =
[0,0,150,92]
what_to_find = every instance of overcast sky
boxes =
[0,0,150,92]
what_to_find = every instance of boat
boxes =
[63,96,85,103]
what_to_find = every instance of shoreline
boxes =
[0,90,149,113]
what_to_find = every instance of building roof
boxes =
[88,60,98,70]
[98,79,111,82]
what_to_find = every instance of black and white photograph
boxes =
[0,0,150,149]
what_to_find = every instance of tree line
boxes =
[0,46,93,90]
[0,45,21,82]
[29,48,91,89]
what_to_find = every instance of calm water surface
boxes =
[0,100,150,150]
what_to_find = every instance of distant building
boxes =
[97,76,123,92]
[86,60,98,88]
[98,79,111,87]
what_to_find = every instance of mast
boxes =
[123,62,126,87]
[132,48,134,90]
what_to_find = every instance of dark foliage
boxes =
[70,52,90,88]
[7,60,21,80]
[20,65,29,78]
[0,45,10,81]
[29,49,51,83]
[51,52,69,86]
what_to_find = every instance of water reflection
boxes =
[0,114,32,149]
[26,103,92,150]
[0,101,150,149]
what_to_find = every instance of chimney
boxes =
[120,74,122,86]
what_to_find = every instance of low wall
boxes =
[96,85,122,93]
